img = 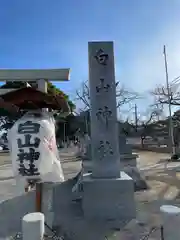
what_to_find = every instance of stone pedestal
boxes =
[119,135,132,155]
[82,172,135,221]
[119,134,137,168]
[82,42,135,223]
[82,160,92,173]
[118,134,147,191]
[119,154,137,168]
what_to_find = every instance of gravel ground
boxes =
[0,147,81,203]
[123,150,180,240]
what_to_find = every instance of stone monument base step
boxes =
[81,154,138,169]
[120,153,138,159]
[120,154,137,168]
[123,167,148,192]
[80,162,148,192]
[82,171,136,223]
[82,157,137,171]
[82,161,93,172]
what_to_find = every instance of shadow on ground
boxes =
[0,176,82,239]
[0,176,15,181]
[157,158,170,164]
[0,192,35,238]
[146,168,180,194]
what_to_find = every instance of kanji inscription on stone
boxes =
[96,106,112,128]
[96,140,113,160]
[18,121,40,134]
[94,49,109,65]
[96,78,110,93]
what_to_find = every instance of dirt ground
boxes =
[1,149,180,239]
[119,150,180,239]
[60,148,180,239]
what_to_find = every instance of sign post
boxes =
[0,68,70,238]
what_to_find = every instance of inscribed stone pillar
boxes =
[82,42,135,223]
[89,42,120,178]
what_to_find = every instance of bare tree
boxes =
[135,106,164,147]
[75,80,140,111]
[151,81,180,106]
[76,81,90,110]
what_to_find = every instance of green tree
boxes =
[47,82,75,113]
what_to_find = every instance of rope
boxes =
[44,222,64,239]
[140,225,164,240]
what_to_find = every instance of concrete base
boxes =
[82,160,93,173]
[124,167,148,191]
[81,161,148,192]
[22,212,45,240]
[53,179,131,240]
[119,154,137,168]
[160,205,180,240]
[82,153,138,171]
[82,154,137,170]
[120,153,138,159]
[82,171,135,222]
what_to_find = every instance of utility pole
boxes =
[163,45,175,155]
[134,104,138,132]
[85,115,88,133]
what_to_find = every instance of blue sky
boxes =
[0,0,180,117]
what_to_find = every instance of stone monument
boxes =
[119,133,137,167]
[118,123,137,167]
[118,128,148,191]
[82,133,91,159]
[82,42,135,222]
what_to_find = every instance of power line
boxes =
[171,75,180,84]
[170,77,180,94]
